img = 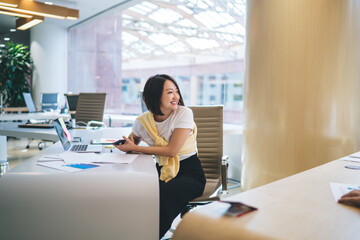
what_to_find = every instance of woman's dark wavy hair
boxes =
[142,74,184,116]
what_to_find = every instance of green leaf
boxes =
[0,43,32,107]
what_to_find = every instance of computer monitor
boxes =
[22,92,36,113]
[41,93,59,111]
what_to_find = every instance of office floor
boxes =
[7,138,50,170]
[6,137,242,240]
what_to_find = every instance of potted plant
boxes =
[0,42,32,107]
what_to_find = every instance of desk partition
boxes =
[0,127,159,240]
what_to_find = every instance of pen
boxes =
[105,145,114,153]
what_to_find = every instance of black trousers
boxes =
[156,154,206,239]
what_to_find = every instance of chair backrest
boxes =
[189,105,223,193]
[41,93,59,112]
[64,93,79,119]
[75,93,107,124]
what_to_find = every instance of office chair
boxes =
[181,105,228,215]
[24,92,56,150]
[41,93,59,112]
[64,93,79,119]
[74,93,107,126]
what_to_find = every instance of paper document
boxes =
[349,151,360,158]
[37,161,84,173]
[339,156,360,163]
[329,182,360,202]
[36,150,137,173]
[58,151,100,164]
[93,153,138,164]
[38,155,63,162]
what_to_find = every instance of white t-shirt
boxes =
[132,106,196,160]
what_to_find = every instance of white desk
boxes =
[173,159,360,240]
[0,122,59,161]
[0,127,159,240]
[0,112,69,121]
[0,112,69,161]
[0,121,58,141]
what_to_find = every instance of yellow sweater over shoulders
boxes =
[138,111,197,182]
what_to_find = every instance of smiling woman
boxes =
[114,74,206,239]
[142,75,184,119]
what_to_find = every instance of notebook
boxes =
[53,118,102,153]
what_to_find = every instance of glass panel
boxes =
[68,0,246,125]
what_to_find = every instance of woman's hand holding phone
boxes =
[113,136,137,153]
[113,139,125,145]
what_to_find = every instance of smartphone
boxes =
[113,139,126,145]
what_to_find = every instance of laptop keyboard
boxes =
[70,144,88,152]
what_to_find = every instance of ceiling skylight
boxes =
[164,42,187,53]
[148,33,177,45]
[186,37,219,49]
[194,11,221,28]
[122,0,246,61]
[148,8,182,24]
[122,32,138,43]
[177,5,193,15]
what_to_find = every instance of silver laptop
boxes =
[53,118,102,153]
[23,92,38,113]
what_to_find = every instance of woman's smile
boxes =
[160,80,180,114]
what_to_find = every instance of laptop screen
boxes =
[23,92,36,113]
[53,118,72,151]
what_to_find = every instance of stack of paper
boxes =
[329,182,360,202]
[38,155,63,162]
[36,151,138,173]
[338,151,360,163]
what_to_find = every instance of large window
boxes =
[68,0,246,125]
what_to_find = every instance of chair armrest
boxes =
[221,155,229,194]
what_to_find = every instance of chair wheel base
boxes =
[38,142,45,150]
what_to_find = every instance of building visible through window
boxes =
[68,0,246,125]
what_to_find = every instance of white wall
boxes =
[30,22,68,110]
